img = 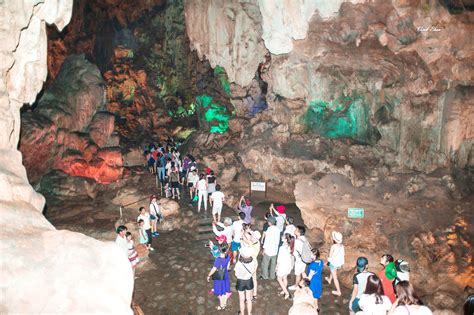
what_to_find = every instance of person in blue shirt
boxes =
[305,248,324,312]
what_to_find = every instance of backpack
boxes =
[298,238,313,264]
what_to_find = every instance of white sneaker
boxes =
[149,247,155,251]
[288,285,298,291]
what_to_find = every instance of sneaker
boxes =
[149,247,155,251]
[288,285,298,291]
[155,232,160,236]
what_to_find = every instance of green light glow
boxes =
[303,95,380,144]
[196,94,231,133]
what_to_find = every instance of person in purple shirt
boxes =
[238,196,253,224]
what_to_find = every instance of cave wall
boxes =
[0,1,133,313]
[185,0,474,173]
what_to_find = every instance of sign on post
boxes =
[348,208,364,218]
[250,181,266,197]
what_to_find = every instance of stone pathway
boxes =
[133,183,350,314]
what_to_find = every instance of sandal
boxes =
[216,305,226,310]
[331,290,341,296]
[284,293,291,300]
[252,295,257,301]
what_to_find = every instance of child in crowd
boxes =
[138,219,153,251]
[126,232,140,271]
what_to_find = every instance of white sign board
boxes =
[250,181,266,192]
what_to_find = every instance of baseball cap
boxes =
[275,205,286,214]
[356,257,369,272]
[216,235,227,243]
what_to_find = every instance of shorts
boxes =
[351,298,361,312]
[147,159,155,167]
[171,181,179,189]
[212,204,223,215]
[187,183,194,188]
[236,278,254,291]
[231,241,241,252]
[329,262,342,270]
[294,260,306,275]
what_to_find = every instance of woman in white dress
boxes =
[276,233,295,300]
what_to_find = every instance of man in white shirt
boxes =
[260,216,280,280]
[210,184,225,222]
[231,212,246,264]
[212,217,233,242]
[115,225,129,258]
[289,225,308,290]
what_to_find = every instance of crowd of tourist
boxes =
[113,138,474,314]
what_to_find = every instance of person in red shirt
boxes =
[378,254,397,303]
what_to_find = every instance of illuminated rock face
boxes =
[185,0,474,173]
[20,55,124,184]
[0,1,133,313]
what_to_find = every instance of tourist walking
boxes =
[138,219,153,251]
[238,196,253,224]
[196,173,208,212]
[358,274,392,314]
[241,227,261,301]
[306,248,324,311]
[270,203,286,233]
[388,281,433,315]
[210,184,225,222]
[276,233,295,299]
[289,226,309,290]
[378,254,397,303]
[212,217,233,243]
[260,216,280,280]
[349,257,374,314]
[231,212,246,264]
[325,231,344,296]
[156,152,166,182]
[149,195,160,237]
[169,166,181,200]
[187,168,199,199]
[137,207,153,251]
[209,235,228,258]
[207,170,217,205]
[207,243,231,310]
[115,225,129,257]
[126,232,140,271]
[284,216,296,236]
[234,247,258,315]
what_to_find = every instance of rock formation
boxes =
[184,1,473,312]
[20,54,124,184]
[0,0,133,313]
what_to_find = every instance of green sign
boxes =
[348,208,364,218]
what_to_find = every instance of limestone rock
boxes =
[159,198,180,217]
[185,0,267,86]
[124,148,146,167]
[0,0,133,313]
[19,55,124,184]
[88,111,116,147]
[40,170,98,199]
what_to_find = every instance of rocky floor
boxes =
[133,203,350,315]
[45,167,473,314]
